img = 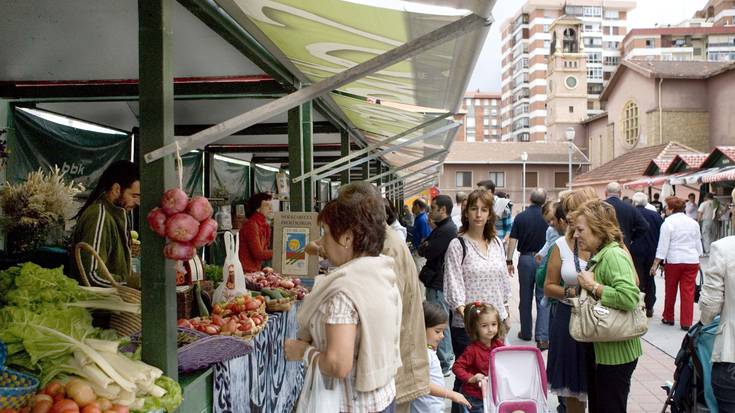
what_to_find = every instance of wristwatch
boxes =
[506,260,513,264]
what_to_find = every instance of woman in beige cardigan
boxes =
[285,193,402,412]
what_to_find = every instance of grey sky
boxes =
[466,0,709,93]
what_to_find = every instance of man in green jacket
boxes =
[72,160,140,286]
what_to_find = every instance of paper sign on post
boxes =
[273,212,319,278]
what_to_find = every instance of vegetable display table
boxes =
[213,301,304,413]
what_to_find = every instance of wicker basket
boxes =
[75,242,141,337]
[0,342,39,410]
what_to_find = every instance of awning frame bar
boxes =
[378,160,443,188]
[310,122,459,181]
[366,149,447,184]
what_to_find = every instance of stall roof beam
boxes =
[0,75,284,101]
[294,112,453,184]
[311,122,459,182]
[386,175,439,198]
[144,12,489,163]
[179,121,338,137]
[366,149,447,184]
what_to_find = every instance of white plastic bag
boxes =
[296,351,341,413]
[213,231,248,303]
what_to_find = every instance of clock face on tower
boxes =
[565,76,578,89]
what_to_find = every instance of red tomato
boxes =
[1,408,18,413]
[51,399,79,413]
[212,315,225,327]
[81,406,101,413]
[245,300,260,311]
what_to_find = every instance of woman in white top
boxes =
[285,194,402,413]
[651,196,703,330]
[443,189,512,413]
[543,190,597,413]
[699,236,735,411]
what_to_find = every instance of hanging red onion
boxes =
[160,188,189,215]
[164,241,195,260]
[186,196,214,222]
[165,213,200,242]
[146,207,168,237]
[191,218,218,247]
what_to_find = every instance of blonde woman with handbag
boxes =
[569,199,642,413]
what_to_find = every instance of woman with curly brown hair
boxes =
[570,199,642,413]
[443,189,512,413]
[285,192,402,412]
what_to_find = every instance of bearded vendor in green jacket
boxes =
[72,160,140,287]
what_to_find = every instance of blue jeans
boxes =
[464,395,483,413]
[518,254,549,341]
[713,362,735,411]
[426,287,454,372]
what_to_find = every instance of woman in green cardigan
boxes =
[570,199,642,413]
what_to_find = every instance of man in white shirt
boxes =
[451,191,466,230]
[698,193,717,255]
[685,193,698,220]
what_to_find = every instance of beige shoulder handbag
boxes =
[568,243,648,343]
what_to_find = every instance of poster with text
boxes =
[282,227,308,275]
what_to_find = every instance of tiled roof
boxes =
[717,146,735,163]
[573,142,702,185]
[623,59,735,80]
[601,59,735,101]
[445,141,589,165]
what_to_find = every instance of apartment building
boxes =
[623,26,735,62]
[456,91,502,142]
[500,0,635,143]
[695,0,735,26]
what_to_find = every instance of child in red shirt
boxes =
[452,302,505,413]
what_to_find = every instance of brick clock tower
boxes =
[545,16,587,143]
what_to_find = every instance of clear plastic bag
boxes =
[212,231,248,303]
[296,351,342,413]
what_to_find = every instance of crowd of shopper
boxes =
[285,178,733,413]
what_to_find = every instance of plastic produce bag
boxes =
[296,351,342,413]
[213,231,248,303]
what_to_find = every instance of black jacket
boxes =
[606,196,650,248]
[630,206,663,261]
[418,217,457,290]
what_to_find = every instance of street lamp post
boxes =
[565,127,575,190]
[521,151,528,210]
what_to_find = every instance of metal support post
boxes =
[138,0,178,379]
[340,129,350,186]
[302,101,313,211]
[288,102,313,212]
[144,12,488,162]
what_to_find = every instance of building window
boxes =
[554,172,568,188]
[543,24,550,33]
[489,172,505,188]
[569,106,574,113]
[603,55,619,65]
[645,39,654,48]
[465,98,472,107]
[604,10,620,20]
[587,67,603,79]
[587,52,602,63]
[519,133,530,142]
[621,100,640,148]
[525,171,538,188]
[466,116,475,128]
[587,83,604,94]
[456,171,472,188]
[492,100,498,107]
[544,40,551,49]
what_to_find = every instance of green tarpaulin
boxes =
[182,151,204,197]
[210,155,251,203]
[9,107,131,193]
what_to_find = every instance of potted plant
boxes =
[0,166,84,253]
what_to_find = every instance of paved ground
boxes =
[439,257,709,412]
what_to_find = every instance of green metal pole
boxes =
[301,102,313,212]
[362,157,370,181]
[138,0,178,379]
[288,106,304,212]
[340,130,350,186]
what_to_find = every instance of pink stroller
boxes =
[480,346,551,413]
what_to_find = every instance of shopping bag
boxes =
[213,231,248,303]
[296,351,341,413]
